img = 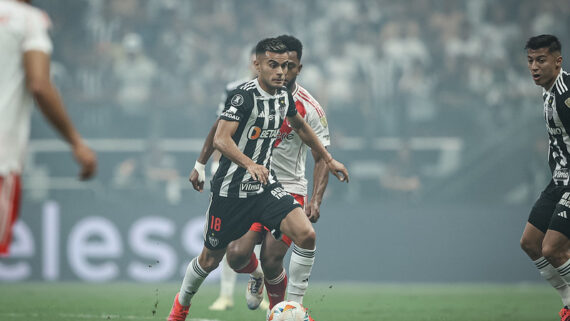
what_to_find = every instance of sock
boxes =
[265,269,288,309]
[235,252,263,278]
[220,255,237,299]
[179,257,209,306]
[287,244,315,304]
[537,257,570,306]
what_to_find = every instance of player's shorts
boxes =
[249,193,306,247]
[0,174,22,255]
[203,183,302,250]
[528,181,570,238]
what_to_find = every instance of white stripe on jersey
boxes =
[219,98,260,197]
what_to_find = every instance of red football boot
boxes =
[167,293,190,321]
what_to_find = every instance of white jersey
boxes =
[0,0,52,175]
[271,83,330,196]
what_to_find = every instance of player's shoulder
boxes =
[225,77,251,92]
[2,1,51,24]
[226,81,256,108]
[294,84,326,116]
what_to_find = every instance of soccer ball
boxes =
[266,301,309,321]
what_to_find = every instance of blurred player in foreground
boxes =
[519,34,570,321]
[167,37,348,321]
[0,0,97,256]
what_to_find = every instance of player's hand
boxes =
[72,142,97,180]
[326,158,349,183]
[306,201,321,223]
[246,163,269,185]
[189,161,206,192]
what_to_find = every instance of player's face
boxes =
[284,51,303,90]
[527,47,563,89]
[255,51,289,94]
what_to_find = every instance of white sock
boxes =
[251,258,264,279]
[537,257,570,306]
[220,255,236,299]
[179,257,209,306]
[287,244,315,304]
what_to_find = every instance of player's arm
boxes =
[306,148,329,223]
[23,50,97,180]
[189,118,219,192]
[213,120,269,185]
[288,113,349,183]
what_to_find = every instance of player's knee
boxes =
[520,235,542,258]
[542,243,561,262]
[294,226,316,249]
[198,254,221,273]
[226,243,250,270]
[261,252,284,276]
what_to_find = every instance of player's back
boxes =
[0,0,52,174]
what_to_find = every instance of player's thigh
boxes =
[257,184,302,238]
[527,183,562,234]
[278,207,315,247]
[547,192,570,245]
[203,194,257,250]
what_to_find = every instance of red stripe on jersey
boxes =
[274,100,306,148]
[297,89,325,118]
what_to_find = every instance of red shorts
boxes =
[0,174,22,255]
[249,193,306,247]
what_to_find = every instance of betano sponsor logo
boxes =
[247,126,279,140]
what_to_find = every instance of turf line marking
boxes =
[0,312,221,321]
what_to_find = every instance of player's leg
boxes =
[168,194,254,320]
[278,207,315,304]
[260,193,304,309]
[226,228,265,309]
[168,246,226,321]
[0,174,22,256]
[208,255,237,311]
[260,230,290,309]
[521,185,570,310]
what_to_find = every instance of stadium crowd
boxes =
[30,0,570,203]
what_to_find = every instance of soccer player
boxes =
[0,0,97,256]
[206,48,268,311]
[225,34,331,310]
[191,35,330,311]
[519,34,570,321]
[167,37,349,321]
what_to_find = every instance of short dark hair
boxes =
[277,35,303,60]
[255,38,287,56]
[525,34,562,53]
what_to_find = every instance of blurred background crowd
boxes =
[28,0,570,206]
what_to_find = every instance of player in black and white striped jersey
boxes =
[519,34,570,321]
[167,37,349,321]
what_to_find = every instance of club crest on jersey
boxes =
[565,98,570,108]
[230,94,244,107]
[208,235,219,247]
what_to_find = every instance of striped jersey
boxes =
[0,0,52,175]
[212,79,297,198]
[543,69,570,186]
[272,83,330,196]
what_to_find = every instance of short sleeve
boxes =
[306,104,331,147]
[219,89,252,122]
[286,92,297,117]
[22,9,53,54]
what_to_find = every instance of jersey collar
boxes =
[544,68,566,94]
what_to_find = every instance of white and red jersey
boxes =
[271,83,330,196]
[0,0,52,175]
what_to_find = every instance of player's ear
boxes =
[556,55,563,67]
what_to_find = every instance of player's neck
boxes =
[286,82,297,92]
[544,68,562,91]
[258,80,278,95]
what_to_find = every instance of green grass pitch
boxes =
[0,282,563,321]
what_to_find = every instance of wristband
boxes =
[194,161,206,183]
